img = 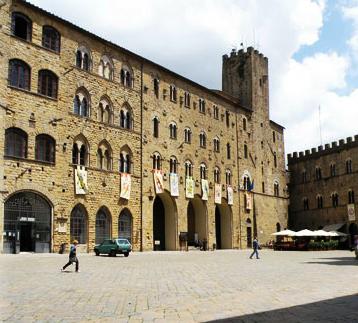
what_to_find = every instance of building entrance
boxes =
[215,201,232,249]
[20,222,34,252]
[153,196,165,250]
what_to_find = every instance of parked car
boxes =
[94,238,132,257]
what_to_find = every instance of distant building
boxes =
[0,0,288,253]
[287,137,358,244]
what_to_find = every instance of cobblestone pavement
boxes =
[1,250,358,322]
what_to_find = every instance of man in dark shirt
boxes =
[61,239,80,272]
[249,236,260,259]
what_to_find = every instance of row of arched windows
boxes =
[303,190,355,210]
[70,204,133,244]
[8,59,58,98]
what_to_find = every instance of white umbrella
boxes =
[295,229,316,237]
[271,229,296,236]
[329,231,348,237]
[312,230,331,236]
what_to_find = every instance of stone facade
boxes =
[0,0,288,253]
[287,137,358,240]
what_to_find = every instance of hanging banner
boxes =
[201,179,209,201]
[120,173,131,200]
[245,193,252,210]
[214,183,222,204]
[75,166,88,195]
[185,177,194,198]
[348,204,356,221]
[153,170,164,194]
[170,173,179,197]
[227,186,234,205]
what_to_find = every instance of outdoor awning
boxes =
[312,230,331,236]
[295,229,316,237]
[271,229,296,236]
[322,223,346,232]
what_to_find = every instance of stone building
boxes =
[0,0,288,253]
[287,136,358,243]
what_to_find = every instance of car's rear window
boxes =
[117,239,129,244]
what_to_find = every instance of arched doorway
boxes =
[95,207,111,244]
[187,196,207,246]
[349,223,358,247]
[215,200,232,249]
[70,204,88,250]
[153,191,177,250]
[246,218,252,248]
[4,191,52,253]
[118,209,132,242]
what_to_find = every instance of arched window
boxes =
[199,98,205,113]
[11,12,32,41]
[72,136,88,166]
[169,122,177,139]
[303,197,309,210]
[330,163,336,177]
[35,134,55,163]
[226,169,232,185]
[331,193,339,207]
[199,131,206,148]
[153,116,159,138]
[315,166,322,180]
[70,205,87,244]
[97,141,112,170]
[119,145,132,173]
[213,137,220,153]
[95,207,111,244]
[169,156,178,174]
[153,78,159,98]
[346,159,353,174]
[244,144,248,158]
[214,167,220,184]
[184,127,192,144]
[75,46,91,71]
[200,163,207,179]
[185,160,193,177]
[317,195,323,209]
[243,175,250,190]
[243,117,247,131]
[227,143,231,159]
[169,85,177,102]
[98,55,114,80]
[38,69,58,98]
[5,127,27,158]
[302,170,307,183]
[120,65,133,87]
[8,59,30,90]
[274,181,279,196]
[98,98,112,124]
[42,25,60,52]
[73,89,90,117]
[213,105,219,119]
[152,152,161,170]
[118,209,132,242]
[348,190,355,204]
[184,91,190,107]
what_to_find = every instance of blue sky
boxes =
[28,0,358,156]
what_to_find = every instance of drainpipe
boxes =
[140,62,143,252]
[235,113,242,249]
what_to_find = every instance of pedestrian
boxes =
[61,239,80,272]
[249,236,260,259]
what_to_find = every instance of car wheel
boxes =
[124,252,129,257]
[109,250,116,257]
[95,250,99,256]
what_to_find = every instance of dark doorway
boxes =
[349,223,358,248]
[187,201,195,246]
[215,206,221,249]
[20,222,34,252]
[153,196,165,250]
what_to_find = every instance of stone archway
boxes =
[70,204,88,252]
[4,191,52,253]
[153,191,177,250]
[187,195,207,246]
[215,199,232,249]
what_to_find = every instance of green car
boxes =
[94,238,132,257]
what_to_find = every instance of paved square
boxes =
[1,250,358,322]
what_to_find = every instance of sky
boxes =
[28,0,358,156]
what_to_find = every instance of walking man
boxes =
[249,236,260,259]
[61,239,80,272]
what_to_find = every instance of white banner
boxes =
[120,173,131,200]
[227,186,233,205]
[245,193,252,210]
[170,173,179,197]
[215,183,222,204]
[186,177,194,199]
[348,204,355,221]
[153,170,164,194]
[201,179,209,201]
[75,166,88,195]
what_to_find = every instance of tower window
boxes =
[11,12,32,41]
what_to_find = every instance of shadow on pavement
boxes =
[206,294,358,323]
[304,256,358,266]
